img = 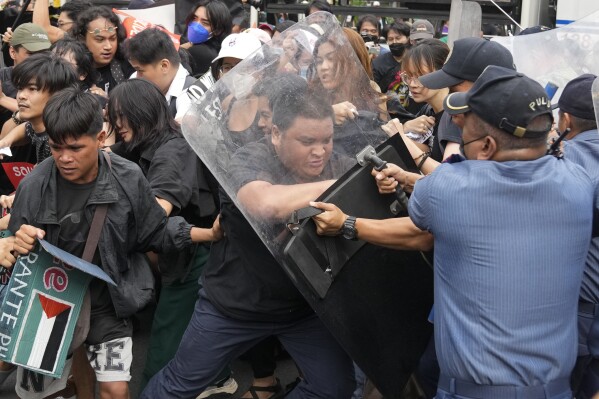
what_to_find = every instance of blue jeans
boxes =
[140,289,355,399]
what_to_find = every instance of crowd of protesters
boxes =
[0,0,596,399]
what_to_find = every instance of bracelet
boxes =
[416,151,431,169]
[11,111,22,125]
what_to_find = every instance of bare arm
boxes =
[190,215,222,242]
[310,201,433,251]
[0,92,17,112]
[0,123,28,149]
[155,197,222,243]
[32,0,65,43]
[442,142,460,160]
[237,179,335,221]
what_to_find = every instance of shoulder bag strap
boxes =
[81,151,111,263]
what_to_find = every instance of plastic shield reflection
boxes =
[181,12,388,259]
[493,11,599,95]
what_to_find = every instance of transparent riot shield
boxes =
[181,12,389,258]
[181,12,433,398]
[493,11,599,94]
[447,0,483,48]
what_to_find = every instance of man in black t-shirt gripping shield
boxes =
[142,80,358,398]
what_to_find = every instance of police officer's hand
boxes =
[372,164,401,194]
[14,224,45,255]
[310,201,347,236]
[0,236,16,269]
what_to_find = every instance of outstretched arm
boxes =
[310,201,433,251]
[237,179,335,221]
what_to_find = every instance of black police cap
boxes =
[444,66,553,138]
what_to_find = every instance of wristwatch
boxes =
[341,216,358,240]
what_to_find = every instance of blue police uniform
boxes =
[410,155,594,399]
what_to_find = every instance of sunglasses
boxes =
[87,26,118,35]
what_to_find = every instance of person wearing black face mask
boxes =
[372,22,424,119]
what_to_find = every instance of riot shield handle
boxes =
[287,206,324,234]
[356,145,409,214]
[356,145,387,171]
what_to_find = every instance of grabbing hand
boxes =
[332,101,358,126]
[372,164,421,194]
[210,214,223,241]
[14,224,45,255]
[380,118,404,137]
[2,28,12,44]
[309,201,347,236]
[403,115,435,135]
[0,194,14,209]
[0,236,16,269]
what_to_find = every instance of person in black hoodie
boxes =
[180,0,232,76]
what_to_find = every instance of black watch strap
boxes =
[342,215,358,240]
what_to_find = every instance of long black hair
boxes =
[52,38,97,90]
[12,52,79,94]
[184,0,232,45]
[74,6,127,61]
[107,79,180,151]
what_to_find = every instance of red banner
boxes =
[113,9,181,50]
[2,162,34,190]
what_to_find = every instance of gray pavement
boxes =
[0,303,299,398]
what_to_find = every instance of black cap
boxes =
[557,74,597,121]
[444,66,553,138]
[420,37,515,89]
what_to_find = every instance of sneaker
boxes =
[197,376,238,398]
[0,364,16,387]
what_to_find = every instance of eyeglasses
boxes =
[400,72,422,87]
[87,26,118,35]
[459,135,487,155]
[57,20,74,28]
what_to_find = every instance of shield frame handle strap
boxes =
[448,0,483,48]
[283,135,418,298]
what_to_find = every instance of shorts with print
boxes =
[86,336,133,382]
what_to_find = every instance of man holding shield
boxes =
[142,86,357,399]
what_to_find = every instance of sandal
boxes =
[243,378,284,399]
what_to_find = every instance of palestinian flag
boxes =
[13,291,73,374]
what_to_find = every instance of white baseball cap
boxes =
[243,28,272,44]
[212,33,262,63]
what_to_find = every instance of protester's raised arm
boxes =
[33,0,65,43]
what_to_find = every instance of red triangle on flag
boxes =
[38,294,71,318]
